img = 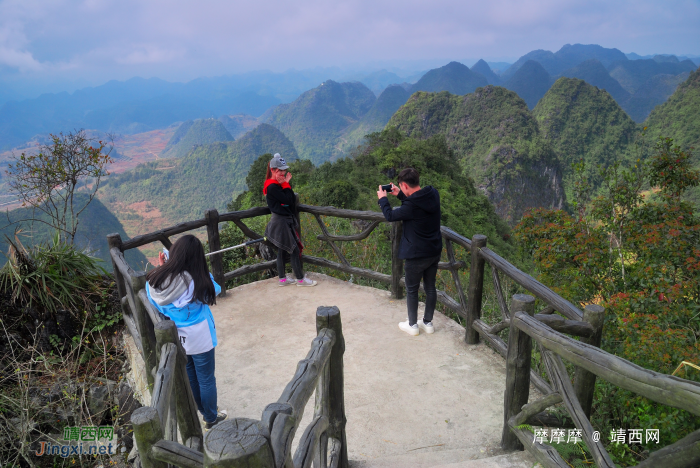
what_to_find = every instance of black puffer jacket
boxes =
[378,186,442,259]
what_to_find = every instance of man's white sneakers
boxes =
[399,320,419,336]
[418,319,435,334]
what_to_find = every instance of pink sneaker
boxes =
[278,278,294,287]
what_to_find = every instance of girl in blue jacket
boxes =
[146,234,226,429]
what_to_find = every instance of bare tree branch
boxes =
[6,130,114,244]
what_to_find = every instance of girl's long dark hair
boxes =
[146,235,216,306]
[265,161,273,181]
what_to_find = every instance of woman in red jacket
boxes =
[263,153,317,287]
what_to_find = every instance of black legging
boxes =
[277,246,304,279]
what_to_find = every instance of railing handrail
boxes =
[113,203,587,321]
[108,202,700,468]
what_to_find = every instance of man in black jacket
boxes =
[378,168,442,336]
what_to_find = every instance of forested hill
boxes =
[560,59,630,104]
[339,85,411,155]
[0,196,148,272]
[644,67,700,205]
[161,118,234,158]
[387,86,565,224]
[263,80,376,164]
[645,67,700,152]
[533,77,638,199]
[234,128,515,257]
[99,123,297,223]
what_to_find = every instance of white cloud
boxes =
[0,46,42,71]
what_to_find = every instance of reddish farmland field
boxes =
[110,127,178,173]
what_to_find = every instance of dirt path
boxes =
[211,273,537,467]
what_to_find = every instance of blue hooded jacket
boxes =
[146,273,221,355]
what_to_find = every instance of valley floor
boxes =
[210,273,538,468]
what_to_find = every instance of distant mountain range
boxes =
[2,43,697,156]
[0,66,429,152]
[492,45,697,119]
[501,44,628,80]
[258,44,697,164]
[0,78,281,151]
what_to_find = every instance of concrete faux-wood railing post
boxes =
[390,221,404,299]
[465,234,487,344]
[107,233,127,301]
[132,406,168,468]
[154,320,204,451]
[316,306,349,468]
[206,209,226,296]
[445,239,468,320]
[573,304,605,419]
[132,271,157,388]
[204,418,274,468]
[501,294,536,451]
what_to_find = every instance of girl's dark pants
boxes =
[277,246,304,279]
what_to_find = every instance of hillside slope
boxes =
[339,85,411,153]
[0,195,148,272]
[504,60,554,109]
[218,114,260,139]
[161,118,234,158]
[388,87,565,224]
[100,123,297,223]
[263,80,375,164]
[608,59,698,94]
[623,73,690,123]
[560,59,630,104]
[644,68,700,205]
[533,77,638,199]
[644,67,700,151]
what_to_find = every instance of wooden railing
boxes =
[109,245,205,467]
[108,202,700,468]
[201,306,348,467]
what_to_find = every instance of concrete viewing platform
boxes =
[210,273,538,468]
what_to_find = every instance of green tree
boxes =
[515,137,700,454]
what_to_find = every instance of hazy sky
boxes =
[1,0,699,87]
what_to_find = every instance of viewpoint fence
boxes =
[109,201,700,468]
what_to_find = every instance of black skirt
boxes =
[265,213,301,254]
